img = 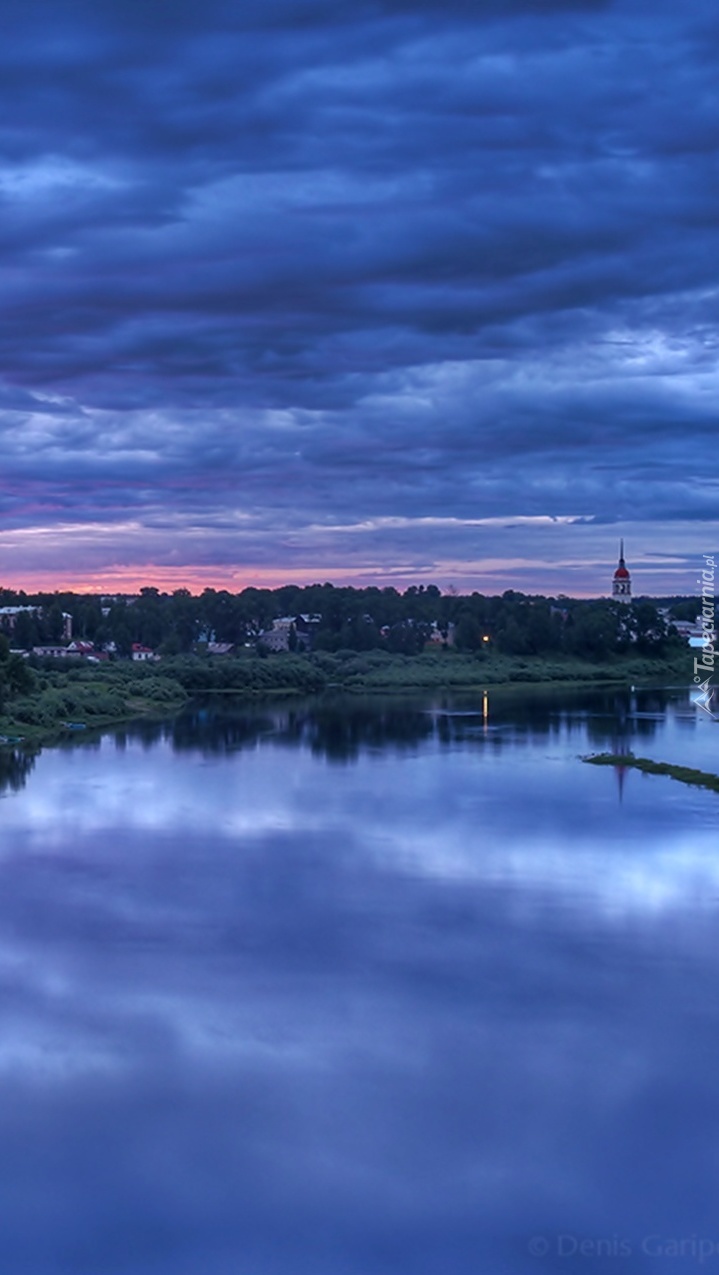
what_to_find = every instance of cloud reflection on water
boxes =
[0,692,717,1272]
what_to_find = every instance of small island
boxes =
[583,753,719,794]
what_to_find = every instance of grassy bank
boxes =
[0,647,693,748]
[307,649,690,693]
[149,648,690,696]
[0,667,189,746]
[583,753,719,794]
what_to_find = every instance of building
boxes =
[258,615,319,652]
[31,645,80,659]
[0,605,37,630]
[612,541,631,603]
[131,644,159,662]
[0,605,72,639]
[67,641,95,656]
[669,617,715,648]
[427,622,456,647]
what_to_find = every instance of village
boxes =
[0,547,712,665]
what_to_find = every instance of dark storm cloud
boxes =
[0,0,716,586]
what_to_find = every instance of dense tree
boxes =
[0,635,36,708]
[0,582,700,662]
[10,611,39,650]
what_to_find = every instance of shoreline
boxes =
[0,695,188,751]
[0,678,693,756]
[0,648,694,751]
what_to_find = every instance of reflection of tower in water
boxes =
[613,748,631,802]
[610,687,636,802]
[605,718,633,803]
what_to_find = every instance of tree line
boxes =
[0,583,704,660]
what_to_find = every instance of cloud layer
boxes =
[0,0,717,591]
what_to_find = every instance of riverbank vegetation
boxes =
[302,648,689,692]
[0,632,693,747]
[0,640,189,743]
[583,753,719,794]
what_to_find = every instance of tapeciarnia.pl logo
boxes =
[692,554,717,720]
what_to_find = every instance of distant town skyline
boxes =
[0,0,716,593]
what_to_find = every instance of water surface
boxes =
[0,686,717,1273]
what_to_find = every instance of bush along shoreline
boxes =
[0,660,189,746]
[300,648,690,693]
[0,642,695,748]
[119,648,689,697]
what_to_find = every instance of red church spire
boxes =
[612,540,631,600]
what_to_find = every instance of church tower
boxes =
[612,540,631,603]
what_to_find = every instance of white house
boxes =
[131,644,159,662]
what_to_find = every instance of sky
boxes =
[0,0,717,596]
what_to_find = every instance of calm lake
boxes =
[1,685,718,1274]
